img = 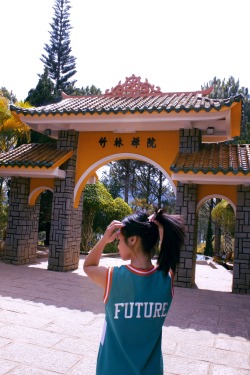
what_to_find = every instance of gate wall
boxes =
[48,130,83,272]
[4,177,40,264]
[233,185,250,293]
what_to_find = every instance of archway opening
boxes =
[195,197,235,292]
[96,158,175,209]
[80,157,175,254]
[37,189,53,258]
[74,152,176,208]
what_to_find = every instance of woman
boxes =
[84,209,186,375]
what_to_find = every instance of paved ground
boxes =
[0,255,249,375]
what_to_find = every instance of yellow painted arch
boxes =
[29,186,53,205]
[74,153,176,208]
[29,178,54,206]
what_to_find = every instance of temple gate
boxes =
[0,75,249,293]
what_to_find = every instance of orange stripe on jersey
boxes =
[168,269,174,298]
[125,264,158,276]
[103,267,113,304]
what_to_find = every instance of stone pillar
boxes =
[173,129,201,287]
[4,177,40,265]
[175,182,198,287]
[48,130,83,272]
[232,186,250,293]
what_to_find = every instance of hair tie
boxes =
[148,213,156,222]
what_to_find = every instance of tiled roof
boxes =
[10,92,243,117]
[10,75,243,117]
[0,144,72,168]
[170,144,250,175]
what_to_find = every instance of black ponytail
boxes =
[155,209,186,274]
[121,211,159,254]
[120,209,186,274]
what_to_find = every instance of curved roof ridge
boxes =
[61,86,214,99]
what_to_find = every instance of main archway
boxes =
[74,152,176,207]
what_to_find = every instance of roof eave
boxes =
[0,167,66,179]
[171,173,250,185]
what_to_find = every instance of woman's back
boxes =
[96,264,173,375]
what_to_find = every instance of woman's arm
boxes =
[83,221,123,288]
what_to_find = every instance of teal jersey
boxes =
[96,264,174,375]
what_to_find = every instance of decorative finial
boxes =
[105,74,162,96]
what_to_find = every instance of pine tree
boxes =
[71,85,102,96]
[204,199,214,256]
[26,68,55,106]
[201,76,250,141]
[41,0,77,94]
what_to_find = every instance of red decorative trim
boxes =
[62,82,213,99]
[103,267,113,304]
[125,264,158,276]
[169,269,174,298]
[104,74,162,97]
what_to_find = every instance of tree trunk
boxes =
[146,165,151,204]
[213,198,221,255]
[157,171,163,208]
[204,199,214,256]
[81,208,95,252]
[124,160,131,203]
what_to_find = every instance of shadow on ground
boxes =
[0,256,249,341]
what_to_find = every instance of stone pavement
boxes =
[0,256,249,375]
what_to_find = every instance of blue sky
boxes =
[1,0,250,101]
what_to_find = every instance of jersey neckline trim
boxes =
[125,264,158,276]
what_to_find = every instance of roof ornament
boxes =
[104,74,162,97]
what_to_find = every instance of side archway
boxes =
[74,153,176,207]
[195,193,236,292]
[197,194,236,214]
[29,186,54,206]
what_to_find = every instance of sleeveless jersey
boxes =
[96,264,174,375]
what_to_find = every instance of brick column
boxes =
[4,177,40,264]
[232,185,250,293]
[48,130,83,272]
[175,182,198,287]
[179,128,202,153]
[172,129,201,287]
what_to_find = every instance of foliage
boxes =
[197,202,209,244]
[0,189,8,239]
[100,159,175,210]
[201,76,250,142]
[30,129,57,144]
[204,214,213,256]
[0,96,11,123]
[0,92,31,235]
[70,85,102,96]
[0,87,17,103]
[81,182,131,252]
[197,242,205,254]
[0,93,31,152]
[130,198,154,213]
[27,0,101,103]
[198,199,215,256]
[113,197,132,221]
[212,200,235,257]
[212,200,235,237]
[38,190,53,245]
[26,68,56,106]
[94,197,132,254]
[202,76,248,99]
[40,0,77,94]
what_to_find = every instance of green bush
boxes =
[197,243,206,254]
[103,241,119,254]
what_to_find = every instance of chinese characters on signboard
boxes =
[98,136,157,149]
